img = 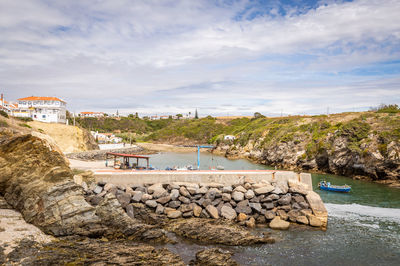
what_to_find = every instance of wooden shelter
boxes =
[106,152,150,169]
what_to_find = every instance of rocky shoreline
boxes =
[0,130,327,264]
[213,138,400,188]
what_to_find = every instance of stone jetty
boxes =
[84,176,327,230]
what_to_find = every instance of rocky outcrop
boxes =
[217,133,400,187]
[0,132,166,241]
[6,238,184,265]
[190,248,238,266]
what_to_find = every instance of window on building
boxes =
[42,115,46,118]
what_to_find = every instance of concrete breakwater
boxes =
[84,176,327,230]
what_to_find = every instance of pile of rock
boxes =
[85,177,325,230]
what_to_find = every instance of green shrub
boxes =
[0,110,8,118]
[15,117,33,122]
[375,104,400,113]
[0,120,8,127]
[19,123,31,128]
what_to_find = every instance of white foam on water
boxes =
[325,203,400,224]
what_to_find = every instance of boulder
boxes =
[245,217,256,228]
[206,205,219,219]
[168,200,181,208]
[244,182,252,190]
[277,194,292,205]
[222,186,233,193]
[263,202,274,210]
[297,216,309,225]
[145,200,157,208]
[237,213,247,222]
[232,191,244,202]
[249,203,262,213]
[269,217,290,230]
[116,192,131,208]
[179,186,190,197]
[167,210,182,219]
[196,186,208,194]
[141,193,153,202]
[147,183,163,194]
[222,193,231,201]
[178,196,191,204]
[254,185,274,195]
[299,202,310,209]
[245,189,255,199]
[271,181,288,194]
[264,210,275,220]
[156,195,171,204]
[277,210,288,220]
[233,186,247,193]
[125,186,135,196]
[132,191,143,202]
[221,205,237,220]
[180,204,193,213]
[155,204,164,215]
[287,210,300,222]
[292,195,306,203]
[193,204,202,217]
[103,183,116,192]
[186,186,197,195]
[93,185,103,194]
[308,215,323,227]
[202,199,213,208]
[170,189,180,201]
[292,202,301,210]
[182,211,194,218]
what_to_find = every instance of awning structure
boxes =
[106,152,150,169]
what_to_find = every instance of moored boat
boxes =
[318,180,351,193]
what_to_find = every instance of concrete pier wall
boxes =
[94,170,313,189]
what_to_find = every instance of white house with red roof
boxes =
[17,96,67,123]
[0,94,18,115]
[79,111,105,118]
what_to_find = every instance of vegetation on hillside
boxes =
[72,109,400,157]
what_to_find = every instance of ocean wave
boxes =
[325,203,400,223]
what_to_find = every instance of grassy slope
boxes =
[74,112,399,159]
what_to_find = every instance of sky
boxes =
[1,0,400,117]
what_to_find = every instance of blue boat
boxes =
[318,181,351,193]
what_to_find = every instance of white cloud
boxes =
[0,0,399,116]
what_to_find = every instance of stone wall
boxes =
[84,177,327,230]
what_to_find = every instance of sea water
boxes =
[148,152,400,265]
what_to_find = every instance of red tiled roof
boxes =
[80,112,104,114]
[17,96,66,102]
[106,152,150,159]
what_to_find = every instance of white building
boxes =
[16,96,67,123]
[224,135,236,141]
[79,111,105,118]
[0,94,18,115]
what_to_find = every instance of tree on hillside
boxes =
[253,112,265,119]
[135,112,139,118]
[195,109,199,119]
[176,114,183,120]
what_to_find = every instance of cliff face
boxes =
[0,129,164,240]
[0,131,104,236]
[215,113,400,186]
[28,121,99,153]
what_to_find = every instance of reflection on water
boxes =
[146,152,400,265]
